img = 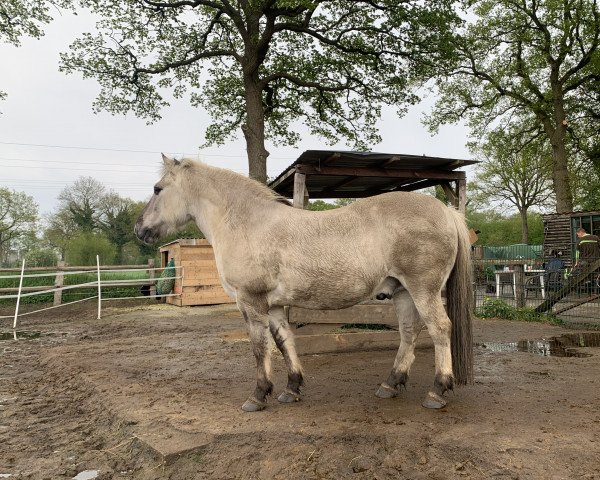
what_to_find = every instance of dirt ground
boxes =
[1,301,600,480]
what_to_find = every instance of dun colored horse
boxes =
[135,155,473,411]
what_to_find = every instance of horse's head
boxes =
[134,154,192,244]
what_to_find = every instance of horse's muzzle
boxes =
[134,223,159,245]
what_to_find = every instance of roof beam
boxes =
[295,164,466,181]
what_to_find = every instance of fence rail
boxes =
[473,252,600,326]
[0,256,183,328]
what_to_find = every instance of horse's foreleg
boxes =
[412,294,454,409]
[376,290,421,399]
[268,307,304,403]
[238,299,273,412]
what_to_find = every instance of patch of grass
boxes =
[476,298,563,326]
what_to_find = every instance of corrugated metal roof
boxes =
[269,150,476,199]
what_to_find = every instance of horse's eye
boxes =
[154,186,162,195]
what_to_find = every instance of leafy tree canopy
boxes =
[0,187,38,264]
[60,0,460,182]
[0,0,73,101]
[428,0,600,213]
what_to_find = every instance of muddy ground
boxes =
[1,301,599,480]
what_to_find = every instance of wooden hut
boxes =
[543,210,600,265]
[159,239,233,306]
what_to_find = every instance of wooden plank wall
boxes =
[543,215,573,265]
[160,239,233,306]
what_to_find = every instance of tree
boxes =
[307,198,355,211]
[466,209,544,245]
[44,208,79,260]
[0,188,38,265]
[57,176,106,232]
[60,1,459,182]
[98,192,137,264]
[428,0,600,213]
[1,0,73,101]
[65,231,116,266]
[470,127,554,243]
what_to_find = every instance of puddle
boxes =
[479,332,600,358]
[0,331,41,341]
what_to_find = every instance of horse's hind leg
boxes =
[410,292,454,409]
[376,290,422,399]
[237,297,273,412]
[268,307,304,403]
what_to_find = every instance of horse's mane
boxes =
[171,158,292,207]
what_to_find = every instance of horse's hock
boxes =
[160,239,234,306]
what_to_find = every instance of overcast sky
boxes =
[0,10,472,218]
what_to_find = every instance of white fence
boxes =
[0,256,183,329]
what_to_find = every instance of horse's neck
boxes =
[186,165,276,244]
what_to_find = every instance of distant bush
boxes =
[25,248,59,267]
[65,232,116,266]
[476,298,562,325]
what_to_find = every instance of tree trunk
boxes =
[520,208,529,244]
[549,84,573,213]
[116,244,124,265]
[242,76,269,184]
[550,134,573,213]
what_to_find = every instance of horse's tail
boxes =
[446,208,474,385]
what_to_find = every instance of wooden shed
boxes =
[159,239,233,306]
[543,210,600,265]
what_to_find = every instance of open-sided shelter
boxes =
[269,150,476,212]
[269,150,476,354]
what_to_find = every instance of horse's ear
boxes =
[161,153,181,170]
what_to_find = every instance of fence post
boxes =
[53,261,65,306]
[13,259,25,329]
[148,258,156,297]
[514,264,525,308]
[96,255,102,320]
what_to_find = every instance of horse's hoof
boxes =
[277,390,301,403]
[422,391,447,409]
[241,398,267,412]
[375,383,399,399]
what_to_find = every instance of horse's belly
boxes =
[267,278,374,310]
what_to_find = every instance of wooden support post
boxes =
[457,178,467,213]
[293,172,309,209]
[440,182,458,208]
[53,261,65,306]
[148,258,156,296]
[514,264,525,308]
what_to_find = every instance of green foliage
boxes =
[0,1,73,101]
[0,188,39,266]
[307,198,356,211]
[469,126,554,215]
[25,248,58,267]
[65,232,116,266]
[0,0,73,46]
[476,298,563,325]
[428,0,600,213]
[57,177,105,233]
[467,209,544,246]
[98,193,137,264]
[60,1,460,179]
[307,200,338,211]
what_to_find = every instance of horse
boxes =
[135,154,473,412]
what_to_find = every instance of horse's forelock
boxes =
[161,157,197,177]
